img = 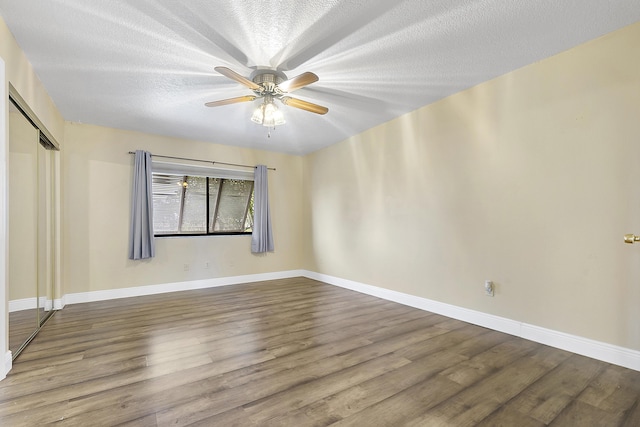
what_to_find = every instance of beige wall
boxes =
[0,18,64,145]
[62,123,304,294]
[304,22,640,350]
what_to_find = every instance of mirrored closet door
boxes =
[8,94,58,359]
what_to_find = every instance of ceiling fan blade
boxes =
[278,72,319,92]
[214,66,261,91]
[281,96,328,115]
[205,95,256,107]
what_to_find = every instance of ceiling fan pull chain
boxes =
[267,126,277,138]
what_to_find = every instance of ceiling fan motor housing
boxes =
[250,69,287,95]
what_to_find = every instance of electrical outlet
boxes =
[484,280,494,297]
[184,263,190,271]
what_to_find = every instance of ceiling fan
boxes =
[205,66,328,127]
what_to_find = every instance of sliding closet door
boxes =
[8,94,58,359]
[8,101,39,354]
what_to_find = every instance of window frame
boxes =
[151,161,254,237]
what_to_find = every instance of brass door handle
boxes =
[624,234,640,244]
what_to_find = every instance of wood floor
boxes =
[1,278,639,426]
[8,309,39,356]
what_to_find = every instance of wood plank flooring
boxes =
[8,309,38,355]
[0,277,639,426]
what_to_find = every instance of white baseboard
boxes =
[53,298,65,310]
[1,351,11,381]
[302,270,640,372]
[63,270,306,305]
[8,297,37,313]
[9,297,55,313]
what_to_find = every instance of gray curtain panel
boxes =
[128,150,155,260]
[251,165,274,253]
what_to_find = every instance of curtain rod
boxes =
[127,152,275,171]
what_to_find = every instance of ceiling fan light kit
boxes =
[206,66,328,127]
[251,95,286,127]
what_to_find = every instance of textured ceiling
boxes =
[1,1,639,155]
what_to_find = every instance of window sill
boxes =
[154,232,252,238]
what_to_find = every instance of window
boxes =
[152,172,254,236]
